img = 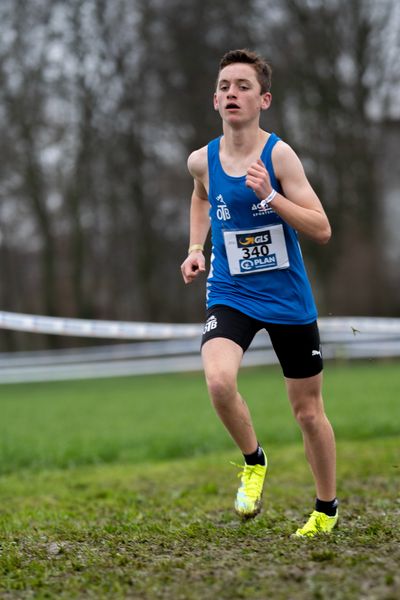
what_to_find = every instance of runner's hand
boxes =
[246,159,273,200]
[181,251,206,284]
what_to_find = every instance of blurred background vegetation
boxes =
[0,0,399,351]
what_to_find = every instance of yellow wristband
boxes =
[188,244,204,254]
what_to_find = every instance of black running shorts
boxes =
[201,304,323,379]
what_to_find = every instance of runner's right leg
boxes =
[202,338,267,518]
[202,337,257,454]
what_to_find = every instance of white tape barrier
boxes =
[1,310,400,340]
[0,312,400,383]
[0,311,202,339]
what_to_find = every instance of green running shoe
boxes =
[294,510,339,538]
[233,451,267,519]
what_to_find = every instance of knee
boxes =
[206,371,236,408]
[294,407,320,432]
[292,395,325,433]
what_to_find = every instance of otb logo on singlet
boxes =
[216,194,231,221]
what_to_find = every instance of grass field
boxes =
[0,360,399,598]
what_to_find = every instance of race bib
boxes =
[223,224,290,275]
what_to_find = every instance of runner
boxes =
[181,49,338,537]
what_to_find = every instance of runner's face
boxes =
[214,63,271,124]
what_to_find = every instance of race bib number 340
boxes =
[223,224,290,275]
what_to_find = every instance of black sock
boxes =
[243,444,265,466]
[315,497,338,516]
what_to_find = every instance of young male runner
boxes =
[180,49,338,537]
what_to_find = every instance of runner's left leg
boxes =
[286,373,336,501]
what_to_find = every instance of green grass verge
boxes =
[0,360,399,474]
[0,438,399,599]
[0,361,399,598]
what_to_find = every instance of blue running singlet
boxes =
[206,133,317,324]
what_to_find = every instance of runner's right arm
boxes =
[181,148,210,284]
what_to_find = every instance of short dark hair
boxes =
[218,49,272,93]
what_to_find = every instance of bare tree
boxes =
[0,0,399,351]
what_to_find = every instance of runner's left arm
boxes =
[245,143,331,245]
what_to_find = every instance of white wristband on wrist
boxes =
[260,189,277,209]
